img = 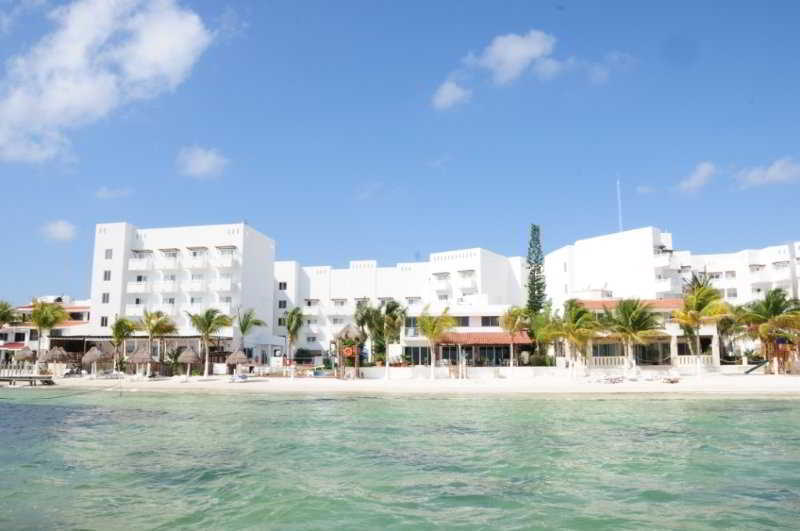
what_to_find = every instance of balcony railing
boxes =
[128,258,152,271]
[458,277,477,292]
[433,278,450,292]
[126,282,150,293]
[212,303,232,315]
[154,281,178,293]
[185,257,208,269]
[404,327,419,337]
[210,279,236,292]
[183,280,207,292]
[125,305,145,317]
[153,304,178,315]
[157,257,180,269]
[213,255,237,268]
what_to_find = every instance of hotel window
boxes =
[191,273,204,280]
[726,288,738,298]
[708,272,722,279]
[164,250,178,259]
[306,299,319,307]
[136,275,147,283]
[455,316,469,327]
[0,333,6,341]
[165,274,176,281]
[191,249,205,258]
[221,296,232,303]
[278,318,286,326]
[306,336,316,343]
[101,293,110,304]
[592,343,621,357]
[725,271,736,279]
[481,316,499,327]
[278,300,287,309]
[190,296,203,305]
[100,316,108,327]
[307,318,317,325]
[166,297,175,305]
[406,297,421,305]
[219,248,235,256]
[105,249,113,259]
[15,332,26,342]
[332,317,343,325]
[103,270,111,281]
[134,297,143,305]
[356,298,369,307]
[438,294,449,301]
[278,281,287,290]
[333,299,347,306]
[774,261,790,270]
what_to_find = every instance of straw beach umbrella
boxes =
[177,347,200,380]
[14,347,34,363]
[226,350,249,376]
[334,324,364,379]
[82,346,107,376]
[129,345,153,377]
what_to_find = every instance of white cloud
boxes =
[432,80,471,110]
[636,185,655,195]
[531,57,568,81]
[177,145,228,178]
[736,157,800,188]
[41,219,76,241]
[0,0,213,163]
[96,186,132,199]
[678,161,716,193]
[466,29,556,85]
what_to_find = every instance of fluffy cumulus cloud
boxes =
[432,30,633,109]
[736,157,800,188]
[432,80,471,110]
[41,219,76,241]
[96,186,132,199]
[0,0,213,163]
[678,161,716,193]
[177,145,228,178]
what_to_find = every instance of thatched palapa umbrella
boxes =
[177,347,200,381]
[226,350,249,376]
[14,347,35,363]
[82,346,109,376]
[128,345,153,377]
[334,324,364,379]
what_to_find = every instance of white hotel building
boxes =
[3,222,796,372]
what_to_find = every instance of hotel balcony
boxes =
[154,281,178,293]
[156,257,181,270]
[653,253,674,269]
[325,304,354,316]
[185,257,208,269]
[458,277,477,293]
[126,281,151,294]
[213,255,237,268]
[433,278,451,292]
[210,278,236,292]
[404,327,420,337]
[302,306,321,317]
[654,276,682,294]
[128,258,152,271]
[125,305,145,318]
[183,280,207,292]
[748,269,771,284]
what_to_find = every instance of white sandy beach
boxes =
[34,373,800,397]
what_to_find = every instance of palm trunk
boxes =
[429,341,435,380]
[203,338,210,377]
[509,340,514,379]
[355,344,360,379]
[384,323,389,380]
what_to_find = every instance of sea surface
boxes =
[0,389,798,530]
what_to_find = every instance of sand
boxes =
[35,373,800,397]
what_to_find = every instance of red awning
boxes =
[0,342,26,351]
[439,332,533,345]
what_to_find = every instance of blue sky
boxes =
[1,0,799,305]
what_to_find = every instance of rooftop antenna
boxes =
[616,177,623,232]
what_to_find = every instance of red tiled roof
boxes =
[14,304,89,311]
[579,298,683,311]
[440,331,533,345]
[0,342,25,350]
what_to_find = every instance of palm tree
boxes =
[548,299,598,378]
[0,300,18,329]
[186,308,232,378]
[30,300,68,367]
[500,306,528,372]
[109,317,135,373]
[284,307,304,367]
[739,288,800,374]
[418,305,456,379]
[672,284,729,358]
[380,300,406,378]
[354,302,382,363]
[235,308,266,358]
[137,310,178,377]
[599,299,664,370]
[527,303,558,365]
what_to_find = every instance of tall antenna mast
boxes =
[616,178,623,232]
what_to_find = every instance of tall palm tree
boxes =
[418,305,456,379]
[672,284,729,358]
[380,299,406,378]
[739,288,800,374]
[0,300,18,329]
[354,301,383,364]
[284,307,304,366]
[137,310,178,377]
[548,299,598,378]
[235,308,266,356]
[30,301,68,367]
[599,299,664,369]
[527,303,558,365]
[500,306,528,371]
[186,308,231,378]
[109,317,135,373]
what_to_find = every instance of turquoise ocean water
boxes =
[0,389,798,530]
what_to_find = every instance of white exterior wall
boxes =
[88,222,277,349]
[274,248,527,356]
